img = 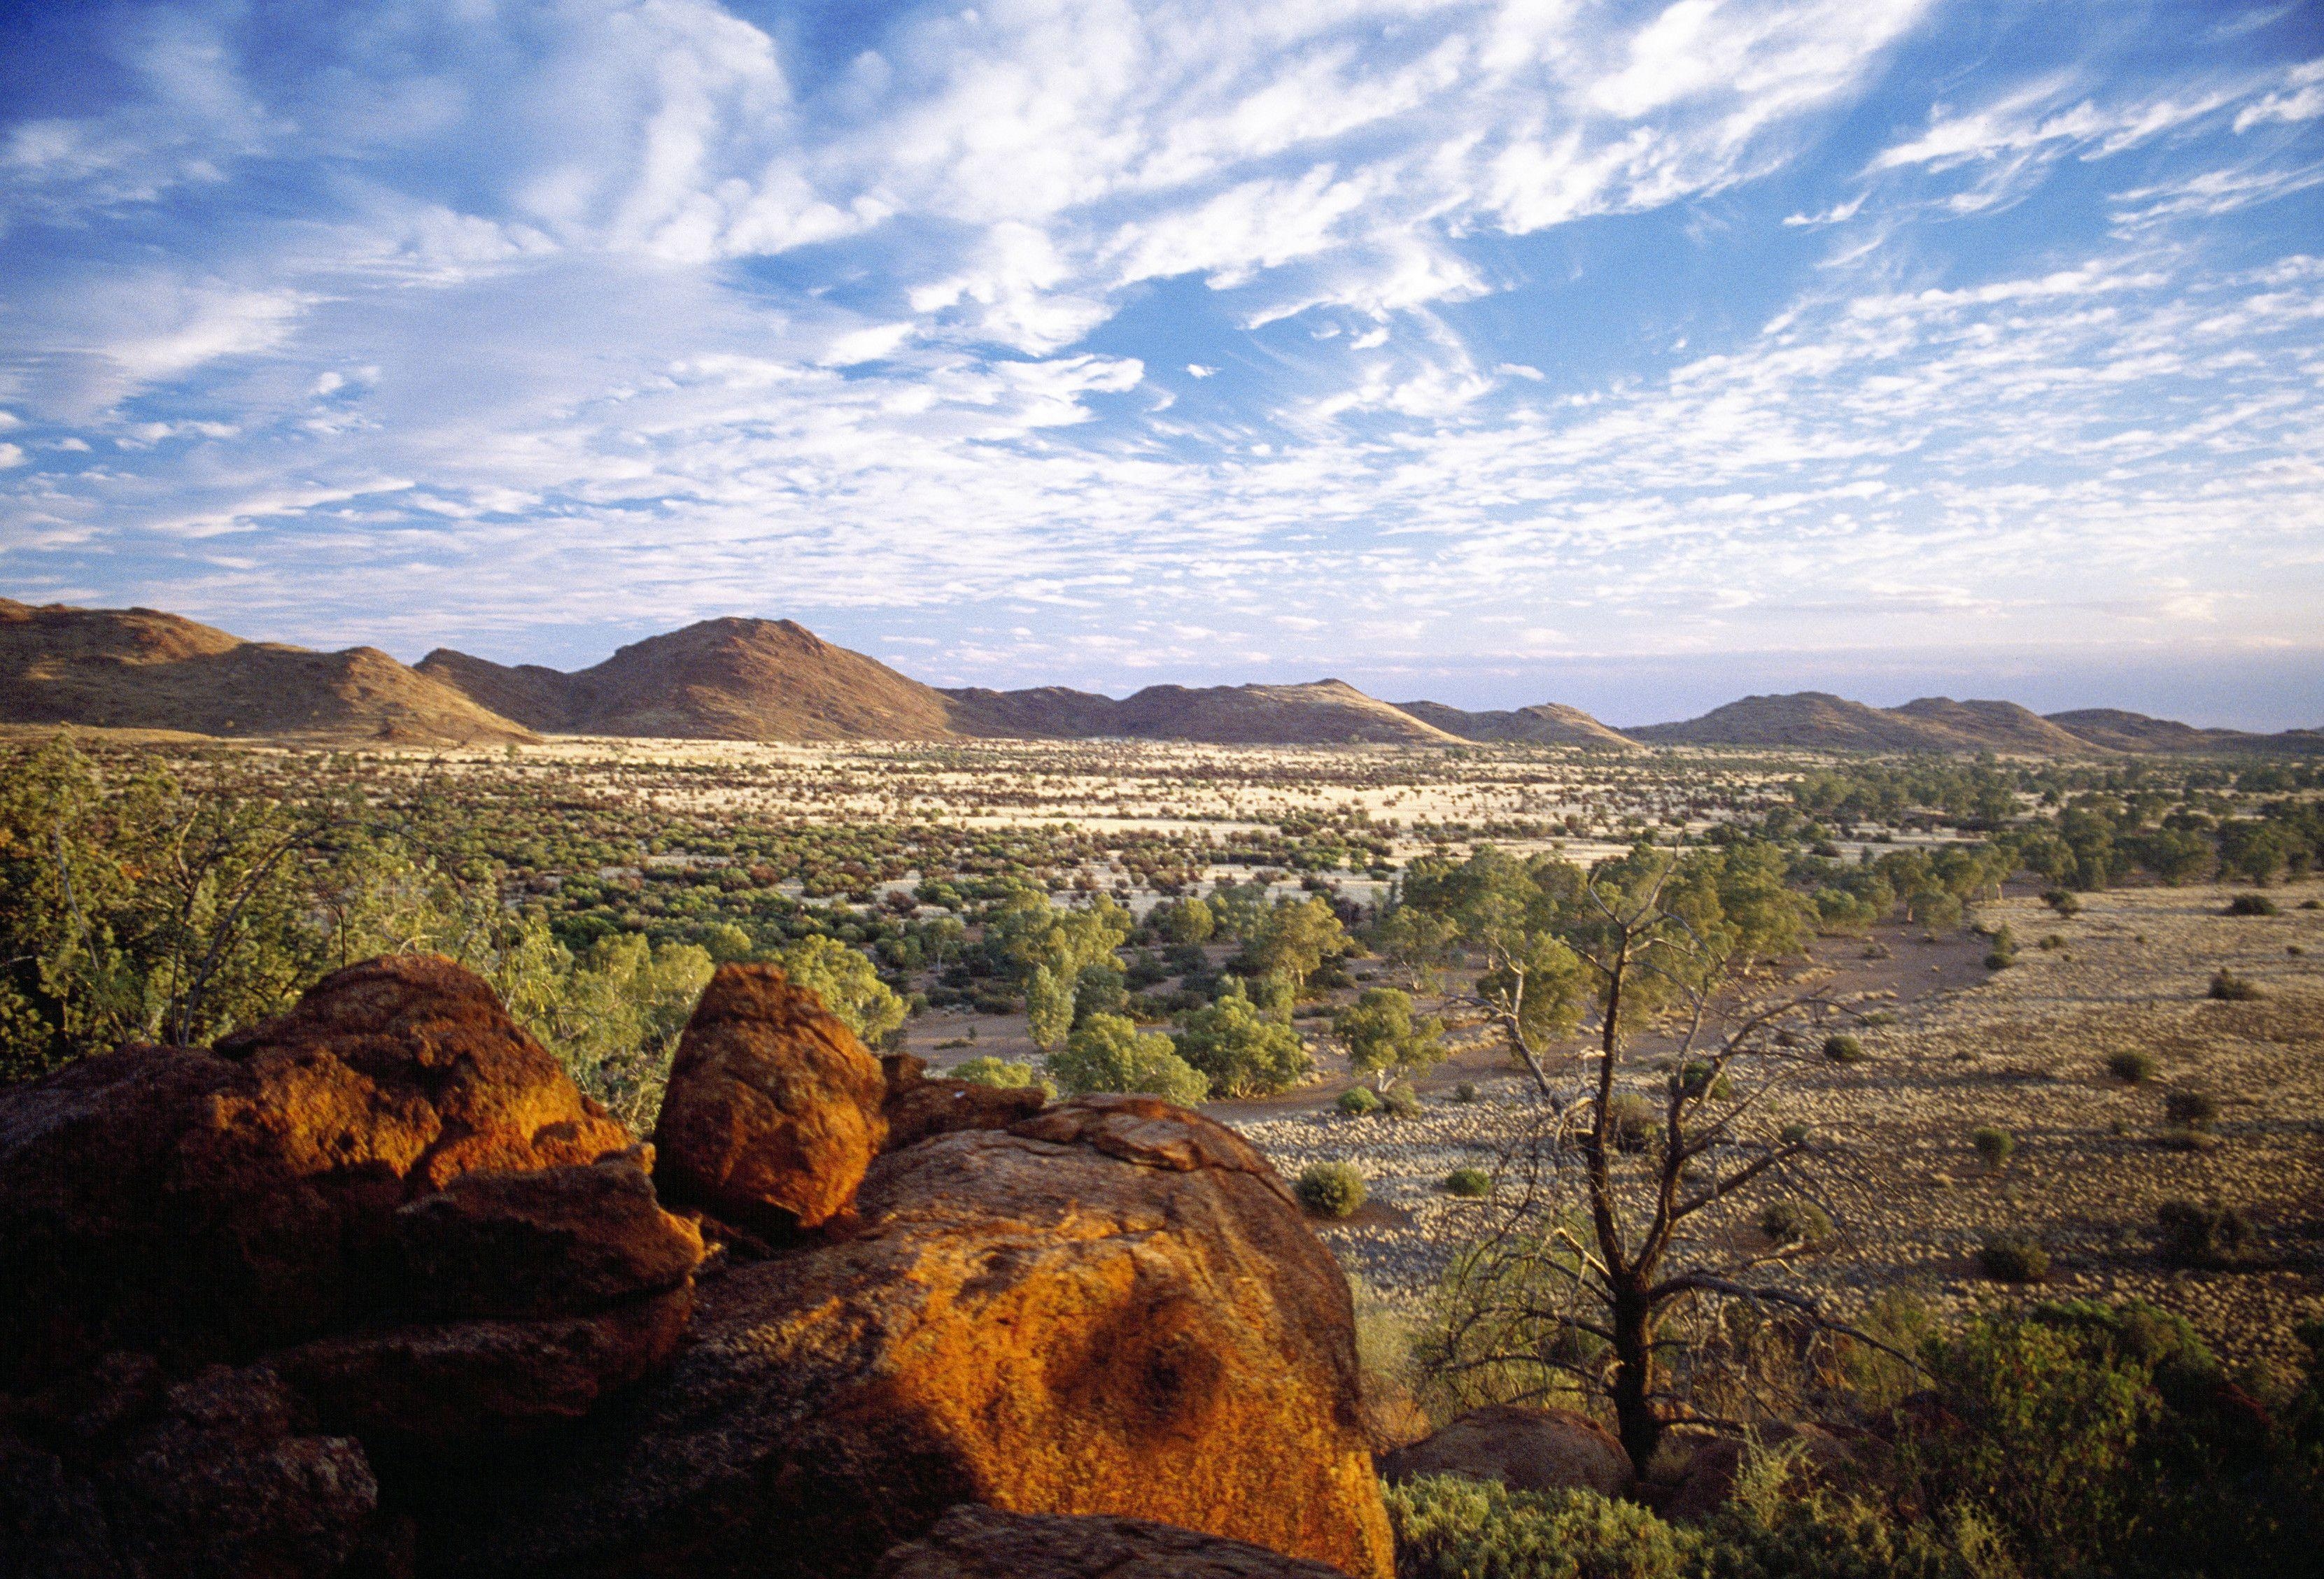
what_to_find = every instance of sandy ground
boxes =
[1226,884,2324,1371]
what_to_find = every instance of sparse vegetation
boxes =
[2207,967,2262,1000]
[1971,1125,2015,1170]
[2106,1049,2157,1084]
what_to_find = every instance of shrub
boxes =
[946,1056,1055,1098]
[1381,1083,1423,1119]
[2207,968,2261,1001]
[1337,1084,1383,1115]
[1453,1081,1479,1103]
[1603,1091,1659,1152]
[1759,1198,1833,1245]
[2043,888,2083,916]
[2164,1090,2220,1131]
[1779,1121,1812,1146]
[1984,949,2014,970]
[1296,1161,1365,1218]
[1384,1476,1691,1579]
[2105,1049,2157,1084]
[1822,1033,1865,1065]
[2225,893,2281,916]
[1980,1232,2050,1282]
[2156,1199,2253,1268]
[1971,1125,2015,1170]
[1677,1059,1732,1101]
[1446,1166,1492,1198]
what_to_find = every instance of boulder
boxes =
[652,964,889,1234]
[880,1052,1048,1150]
[1655,1424,1864,1524]
[446,1096,1394,1579]
[1376,1403,1633,1499]
[394,1150,703,1319]
[0,1363,383,1579]
[878,1505,1357,1578]
[0,955,637,1377]
[274,1284,694,1446]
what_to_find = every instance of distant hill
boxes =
[1889,697,2095,754]
[1394,699,1637,750]
[1633,692,2324,755]
[0,600,534,746]
[419,618,957,741]
[2045,707,2324,756]
[1628,692,1979,751]
[13,599,2311,753]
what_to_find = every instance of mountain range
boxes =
[4,599,2316,755]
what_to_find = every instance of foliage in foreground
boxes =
[1388,1301,2324,1579]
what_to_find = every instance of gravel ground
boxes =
[1228,883,2324,1372]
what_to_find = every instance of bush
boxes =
[1971,1125,2015,1170]
[2208,968,2261,1001]
[2164,1090,2220,1131]
[1603,1091,1659,1152]
[2225,893,2281,916]
[1337,1085,1383,1116]
[1980,1232,2050,1282]
[1296,1161,1365,1219]
[2156,1199,2253,1268]
[1759,1198,1833,1245]
[1381,1083,1423,1119]
[1384,1476,1691,1579]
[1446,1166,1492,1197]
[2043,888,2083,916]
[1822,1033,1865,1065]
[1984,949,2014,970]
[1677,1059,1732,1101]
[946,1056,1054,1098]
[2105,1049,2157,1084]
[1780,1121,1812,1146]
[1453,1081,1479,1103]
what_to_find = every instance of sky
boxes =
[1,1,2321,729]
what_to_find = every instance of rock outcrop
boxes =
[2,961,1390,1579]
[652,963,890,1233]
[0,956,706,1575]
[0,954,645,1376]
[448,1093,1394,1579]
[880,1052,1050,1149]
[878,1505,1358,1578]
[1376,1403,1634,1499]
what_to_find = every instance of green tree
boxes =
[1026,962,1074,1052]
[1244,894,1351,991]
[777,935,906,1045]
[1173,979,1310,1096]
[1335,986,1446,1090]
[1049,1012,1209,1105]
[1150,896,1215,946]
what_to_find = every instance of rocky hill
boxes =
[0,599,535,745]
[1106,679,1460,745]
[420,618,960,740]
[1393,699,1638,750]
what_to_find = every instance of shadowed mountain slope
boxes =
[0,600,535,745]
[1393,700,1638,750]
[1631,692,2109,753]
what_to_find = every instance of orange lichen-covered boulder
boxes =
[449,1095,1395,1579]
[651,963,889,1233]
[0,955,638,1377]
[1377,1403,1634,1499]
[880,1051,1048,1149]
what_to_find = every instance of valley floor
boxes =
[1226,884,2324,1372]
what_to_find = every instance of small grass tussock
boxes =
[1979,1232,2050,1282]
[2207,968,2262,1001]
[1445,1166,1493,1198]
[2104,1049,2157,1084]
[1823,1033,1866,1065]
[1971,1126,2015,1170]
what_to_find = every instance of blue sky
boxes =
[2,1,2321,728]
